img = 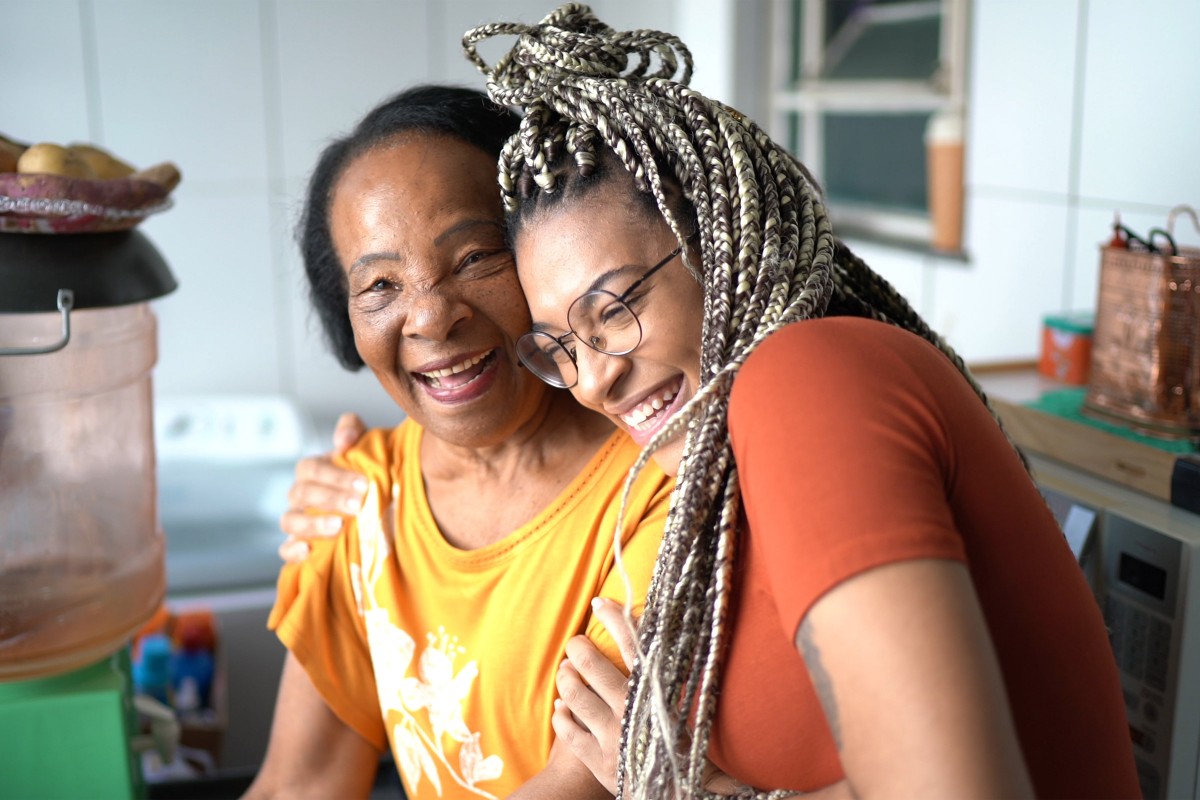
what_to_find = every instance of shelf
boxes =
[972,363,1197,508]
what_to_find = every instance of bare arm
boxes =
[242,653,382,799]
[797,558,1034,800]
[509,737,615,800]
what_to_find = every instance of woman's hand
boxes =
[277,412,368,564]
[553,598,632,796]
[554,599,746,797]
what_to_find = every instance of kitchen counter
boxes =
[972,363,1199,513]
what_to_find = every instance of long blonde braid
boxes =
[465,5,1016,797]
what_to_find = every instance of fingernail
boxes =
[344,496,362,513]
[553,699,563,710]
[352,477,368,494]
[283,540,310,561]
[591,597,605,610]
[560,658,570,670]
[318,516,342,534]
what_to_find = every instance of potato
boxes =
[68,143,135,180]
[130,161,181,192]
[17,142,96,179]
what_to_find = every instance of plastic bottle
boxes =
[133,633,173,705]
[1108,211,1127,249]
[170,612,215,712]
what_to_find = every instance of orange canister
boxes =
[1039,312,1094,385]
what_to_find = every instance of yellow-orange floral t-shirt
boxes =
[269,420,671,799]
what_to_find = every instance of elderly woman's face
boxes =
[330,133,547,447]
[513,181,704,475]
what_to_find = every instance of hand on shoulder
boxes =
[278,412,369,564]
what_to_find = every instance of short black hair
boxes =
[298,84,520,369]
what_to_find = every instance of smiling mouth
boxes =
[415,350,496,389]
[619,379,682,432]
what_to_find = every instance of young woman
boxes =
[246,85,671,800]
[459,6,1142,798]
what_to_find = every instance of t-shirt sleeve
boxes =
[585,472,674,673]
[728,321,967,642]
[267,465,390,751]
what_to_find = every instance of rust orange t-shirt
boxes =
[269,421,672,799]
[711,317,1140,799]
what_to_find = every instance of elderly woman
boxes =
[464,5,1140,799]
[245,84,670,800]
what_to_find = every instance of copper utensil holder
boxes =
[1085,206,1200,441]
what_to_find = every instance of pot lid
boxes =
[0,229,177,313]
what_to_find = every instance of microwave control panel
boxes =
[1101,513,1185,800]
[1033,454,1200,800]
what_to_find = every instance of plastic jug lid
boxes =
[0,229,177,313]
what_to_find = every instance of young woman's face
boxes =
[513,181,704,475]
[330,133,549,448]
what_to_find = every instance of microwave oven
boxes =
[1032,453,1200,800]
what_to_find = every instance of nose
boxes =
[572,343,629,406]
[401,286,472,341]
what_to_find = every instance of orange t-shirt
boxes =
[711,317,1140,799]
[269,421,672,799]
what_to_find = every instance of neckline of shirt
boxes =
[402,422,631,568]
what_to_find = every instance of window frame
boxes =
[767,0,970,245]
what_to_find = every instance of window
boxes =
[768,0,969,247]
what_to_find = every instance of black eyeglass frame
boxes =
[516,243,685,389]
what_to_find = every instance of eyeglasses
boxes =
[516,244,684,388]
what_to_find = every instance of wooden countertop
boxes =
[972,362,1194,506]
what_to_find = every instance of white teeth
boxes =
[621,388,677,429]
[420,351,489,378]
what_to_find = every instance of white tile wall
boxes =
[0,1,91,141]
[930,193,1071,364]
[91,0,271,188]
[1076,0,1200,208]
[141,190,282,396]
[966,0,1080,198]
[273,1,431,184]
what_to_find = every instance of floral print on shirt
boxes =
[350,482,505,798]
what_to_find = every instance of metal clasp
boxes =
[0,289,75,356]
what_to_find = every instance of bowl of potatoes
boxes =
[0,135,181,233]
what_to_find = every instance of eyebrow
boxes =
[433,218,505,247]
[348,251,401,275]
[528,263,644,333]
[347,219,505,276]
[587,264,644,294]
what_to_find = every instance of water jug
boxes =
[0,230,176,680]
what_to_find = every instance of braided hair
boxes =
[465,6,1017,797]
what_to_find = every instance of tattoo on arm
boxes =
[798,618,843,750]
